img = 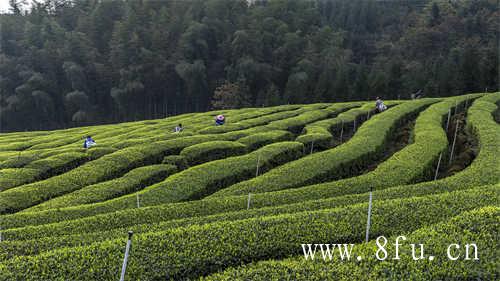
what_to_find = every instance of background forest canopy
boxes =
[0,0,498,132]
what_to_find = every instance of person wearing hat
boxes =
[375,97,387,112]
[215,114,225,126]
[83,136,96,149]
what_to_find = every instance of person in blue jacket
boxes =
[83,136,96,149]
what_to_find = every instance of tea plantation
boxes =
[0,93,498,280]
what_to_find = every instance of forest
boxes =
[0,0,498,132]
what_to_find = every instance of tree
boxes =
[211,80,251,109]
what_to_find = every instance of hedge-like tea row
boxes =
[0,136,212,213]
[0,152,40,169]
[0,186,496,280]
[237,130,293,150]
[259,104,345,134]
[294,102,373,149]
[180,141,247,165]
[24,164,177,212]
[272,94,479,199]
[211,99,436,197]
[196,107,298,134]
[197,104,322,134]
[25,141,304,218]
[201,206,499,281]
[294,101,401,150]
[0,180,493,258]
[0,149,111,191]
[2,94,496,229]
[162,155,189,170]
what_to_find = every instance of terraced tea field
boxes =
[0,93,498,280]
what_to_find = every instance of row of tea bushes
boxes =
[0,186,496,280]
[201,206,499,281]
[211,99,436,197]
[2,95,495,229]
[23,164,178,212]
[0,147,115,191]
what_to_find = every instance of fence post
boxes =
[445,109,451,132]
[353,118,357,132]
[449,121,460,165]
[367,111,371,120]
[136,193,140,208]
[310,140,314,155]
[247,193,251,210]
[434,152,443,180]
[339,120,344,143]
[365,188,373,243]
[255,154,261,177]
[119,231,133,281]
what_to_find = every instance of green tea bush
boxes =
[0,186,496,280]
[237,130,293,150]
[180,141,247,165]
[2,94,496,230]
[162,155,189,170]
[3,142,304,221]
[211,99,435,197]
[201,206,499,281]
[24,164,177,212]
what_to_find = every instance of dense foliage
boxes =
[0,93,498,279]
[1,0,498,132]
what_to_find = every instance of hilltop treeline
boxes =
[0,0,498,131]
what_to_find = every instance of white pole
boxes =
[136,194,140,208]
[365,189,373,243]
[255,155,261,177]
[247,193,251,210]
[434,152,443,180]
[310,140,314,154]
[120,231,133,281]
[367,111,371,120]
[449,121,460,165]
[339,120,344,143]
[445,109,451,132]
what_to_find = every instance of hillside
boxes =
[1,0,498,132]
[0,93,498,280]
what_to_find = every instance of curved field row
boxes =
[211,99,435,197]
[201,206,498,281]
[0,103,341,213]
[216,94,479,198]
[2,94,496,232]
[9,102,372,217]
[0,185,496,279]
[0,93,497,280]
